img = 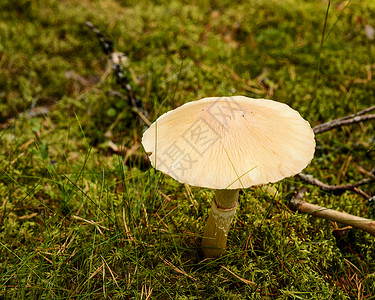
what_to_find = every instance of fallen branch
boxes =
[292,107,375,233]
[290,192,375,237]
[298,173,375,196]
[313,105,375,134]
[86,21,150,127]
[300,105,375,198]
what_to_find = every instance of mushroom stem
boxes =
[201,189,240,258]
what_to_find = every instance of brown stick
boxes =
[313,105,375,134]
[290,197,375,237]
[300,105,375,198]
[86,21,150,127]
[298,173,375,195]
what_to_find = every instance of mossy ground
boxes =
[1,0,375,298]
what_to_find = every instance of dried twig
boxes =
[300,105,375,198]
[86,21,150,126]
[293,106,375,231]
[85,21,113,55]
[313,105,375,134]
[290,193,375,237]
[298,173,375,195]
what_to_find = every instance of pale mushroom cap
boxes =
[142,96,315,189]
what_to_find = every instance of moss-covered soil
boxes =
[1,0,375,298]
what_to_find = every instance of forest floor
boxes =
[1,0,375,298]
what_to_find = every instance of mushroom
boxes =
[142,96,315,257]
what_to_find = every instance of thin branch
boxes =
[302,106,375,199]
[298,173,375,196]
[313,105,375,134]
[290,193,375,237]
[86,21,150,126]
[85,21,113,55]
[334,105,375,120]
[353,187,372,200]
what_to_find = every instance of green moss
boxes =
[1,0,375,298]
